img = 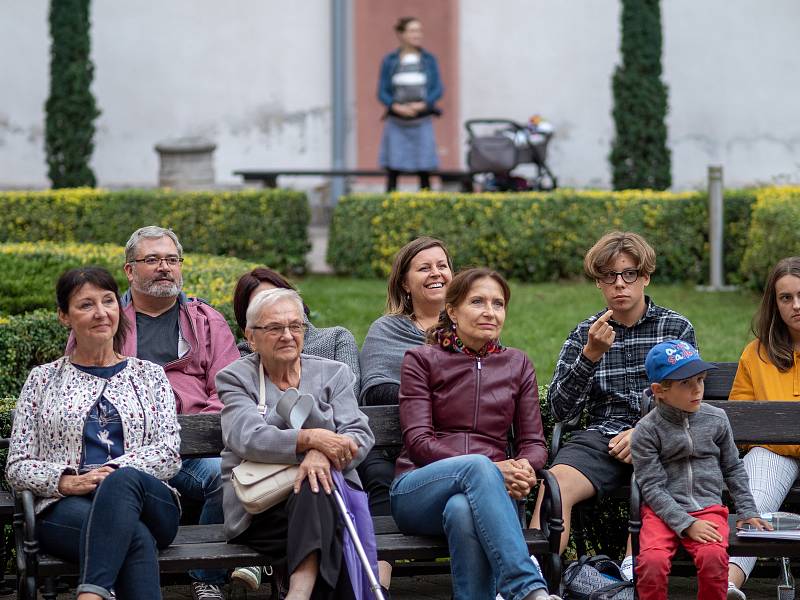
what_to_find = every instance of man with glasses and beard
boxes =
[529,231,697,582]
[69,226,241,600]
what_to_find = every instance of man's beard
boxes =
[132,274,182,298]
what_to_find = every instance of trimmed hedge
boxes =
[0,311,67,403]
[329,189,757,284]
[741,186,800,289]
[0,188,310,273]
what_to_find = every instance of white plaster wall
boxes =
[663,0,800,188]
[458,0,620,189]
[0,0,50,187]
[0,0,333,187]
[459,0,800,189]
[2,0,799,189]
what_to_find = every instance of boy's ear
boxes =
[650,382,662,396]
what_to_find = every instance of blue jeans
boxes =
[169,456,226,584]
[390,454,547,600]
[37,467,180,600]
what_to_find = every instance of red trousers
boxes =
[636,504,729,600]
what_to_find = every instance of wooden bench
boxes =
[12,405,565,598]
[233,169,477,193]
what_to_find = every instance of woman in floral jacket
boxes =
[6,267,182,600]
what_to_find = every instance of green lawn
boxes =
[296,276,761,384]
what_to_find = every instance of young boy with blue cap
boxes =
[631,340,769,600]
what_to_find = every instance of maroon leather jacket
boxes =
[395,344,548,477]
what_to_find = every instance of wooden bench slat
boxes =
[173,524,226,544]
[707,401,800,444]
[703,362,738,400]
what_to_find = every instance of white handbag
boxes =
[231,363,300,514]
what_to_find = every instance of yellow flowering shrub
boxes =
[329,189,756,283]
[741,186,800,288]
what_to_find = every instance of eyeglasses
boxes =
[598,269,640,285]
[250,322,308,336]
[128,256,184,268]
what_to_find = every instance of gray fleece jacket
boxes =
[631,398,759,536]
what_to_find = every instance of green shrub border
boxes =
[0,188,310,274]
[329,189,757,284]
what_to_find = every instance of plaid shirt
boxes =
[549,297,696,436]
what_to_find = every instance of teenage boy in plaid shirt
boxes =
[531,231,696,580]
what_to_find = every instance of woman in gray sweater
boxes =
[358,236,453,591]
[217,288,374,600]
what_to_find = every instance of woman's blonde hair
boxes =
[584,231,656,280]
[385,237,453,316]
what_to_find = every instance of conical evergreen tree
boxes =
[610,0,671,190]
[45,0,100,188]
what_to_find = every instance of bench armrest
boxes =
[549,413,582,465]
[15,490,39,600]
[628,474,642,587]
[536,468,564,555]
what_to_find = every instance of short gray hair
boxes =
[246,288,305,329]
[125,226,183,262]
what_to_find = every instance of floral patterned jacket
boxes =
[6,356,182,514]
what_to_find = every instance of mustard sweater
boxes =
[729,339,800,457]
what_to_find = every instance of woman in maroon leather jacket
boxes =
[389,268,558,600]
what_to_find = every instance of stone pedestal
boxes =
[155,137,216,189]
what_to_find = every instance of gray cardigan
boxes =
[216,352,375,540]
[358,314,425,404]
[631,399,759,536]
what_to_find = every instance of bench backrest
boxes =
[177,405,400,459]
[704,361,738,400]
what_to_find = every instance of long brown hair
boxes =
[425,267,511,344]
[753,256,800,371]
[385,237,452,316]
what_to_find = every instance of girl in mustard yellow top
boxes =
[727,257,800,600]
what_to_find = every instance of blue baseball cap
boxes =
[645,340,717,383]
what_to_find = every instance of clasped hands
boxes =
[495,458,537,500]
[391,101,427,118]
[294,428,359,495]
[58,466,115,496]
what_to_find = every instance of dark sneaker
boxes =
[191,581,224,600]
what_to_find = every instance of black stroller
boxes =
[465,117,557,191]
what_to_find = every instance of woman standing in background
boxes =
[377,16,443,192]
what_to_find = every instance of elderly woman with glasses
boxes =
[216,288,376,600]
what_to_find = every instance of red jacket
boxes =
[395,344,548,477]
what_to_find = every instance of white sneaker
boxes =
[231,565,262,591]
[727,581,746,600]
[530,590,562,600]
[620,555,634,581]
[497,557,549,600]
